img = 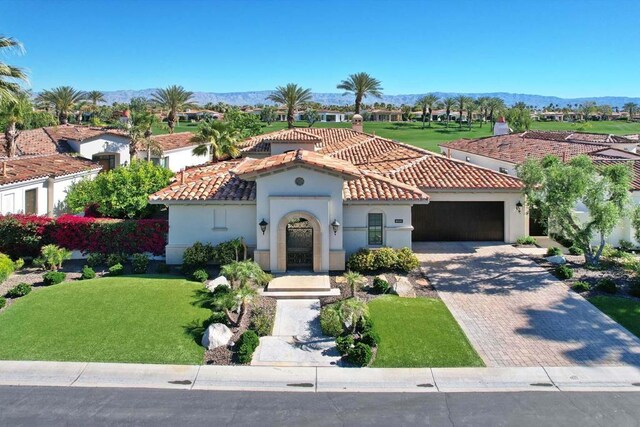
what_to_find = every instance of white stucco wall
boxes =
[69,135,131,165]
[576,191,640,248]
[137,146,210,172]
[443,148,518,176]
[165,203,257,264]
[0,179,48,215]
[343,204,413,254]
[51,171,100,215]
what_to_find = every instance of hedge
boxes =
[0,214,168,258]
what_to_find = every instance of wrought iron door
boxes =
[286,225,313,269]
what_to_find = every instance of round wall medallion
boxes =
[295,177,305,186]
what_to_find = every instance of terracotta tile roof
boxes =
[0,154,102,186]
[344,173,429,201]
[232,149,362,178]
[592,159,640,191]
[265,129,323,143]
[522,130,636,144]
[239,128,371,153]
[43,124,128,142]
[151,132,198,151]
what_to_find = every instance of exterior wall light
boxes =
[259,219,268,235]
[331,219,340,235]
[516,201,523,213]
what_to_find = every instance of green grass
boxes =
[153,119,640,153]
[368,295,484,367]
[0,275,211,364]
[588,296,640,338]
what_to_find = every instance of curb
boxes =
[1,361,639,393]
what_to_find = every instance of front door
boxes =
[286,219,313,270]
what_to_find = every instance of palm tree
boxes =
[623,102,638,121]
[37,86,86,124]
[191,120,241,160]
[415,94,439,129]
[336,72,383,114]
[486,97,506,126]
[150,85,195,133]
[476,96,490,127]
[442,97,455,128]
[266,83,312,129]
[455,95,473,128]
[0,91,31,157]
[235,285,258,326]
[466,100,477,130]
[86,90,105,107]
[0,36,28,103]
[343,271,365,298]
[339,298,369,333]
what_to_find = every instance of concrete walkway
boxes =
[415,242,640,367]
[251,299,341,367]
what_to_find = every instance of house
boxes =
[138,132,210,171]
[368,109,403,122]
[150,116,525,270]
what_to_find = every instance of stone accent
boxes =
[201,323,233,350]
[329,250,345,271]
[254,250,270,271]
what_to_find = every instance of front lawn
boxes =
[368,296,483,367]
[0,275,210,364]
[588,296,640,338]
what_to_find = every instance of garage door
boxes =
[412,202,504,241]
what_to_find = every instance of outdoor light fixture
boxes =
[331,219,340,235]
[259,219,268,235]
[516,201,523,214]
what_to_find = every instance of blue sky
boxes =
[2,0,640,97]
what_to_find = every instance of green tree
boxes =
[455,95,473,128]
[150,85,195,133]
[338,298,369,333]
[466,100,477,130]
[223,109,263,137]
[0,36,28,103]
[86,90,105,107]
[260,105,277,125]
[518,155,631,265]
[191,120,241,160]
[343,271,365,298]
[486,97,506,126]
[336,72,383,114]
[622,102,638,121]
[37,86,86,124]
[475,96,490,127]
[0,91,31,157]
[442,97,455,128]
[415,94,439,129]
[506,106,532,132]
[266,83,312,129]
[304,108,320,127]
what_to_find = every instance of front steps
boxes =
[260,274,341,299]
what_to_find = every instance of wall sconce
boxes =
[515,201,523,214]
[331,219,340,235]
[259,219,268,235]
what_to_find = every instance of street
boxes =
[0,386,638,426]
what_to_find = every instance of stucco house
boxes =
[150,117,525,271]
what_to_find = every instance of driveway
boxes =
[415,242,640,367]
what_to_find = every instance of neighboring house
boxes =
[138,132,210,171]
[440,129,640,245]
[249,109,348,123]
[150,119,524,270]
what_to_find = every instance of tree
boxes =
[343,271,365,298]
[476,96,490,127]
[266,83,312,129]
[37,86,86,124]
[64,161,173,218]
[506,106,532,132]
[466,100,477,130]
[442,97,455,128]
[234,284,258,326]
[150,85,195,133]
[336,72,383,114]
[0,91,30,157]
[304,108,320,127]
[223,108,263,138]
[0,36,28,103]
[338,298,369,333]
[580,101,597,121]
[86,90,105,107]
[400,105,413,121]
[518,155,631,265]
[455,95,473,128]
[623,102,638,121]
[415,94,439,129]
[260,105,277,125]
[191,120,241,160]
[486,97,506,126]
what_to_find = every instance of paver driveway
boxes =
[415,242,640,367]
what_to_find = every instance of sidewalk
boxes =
[1,361,639,393]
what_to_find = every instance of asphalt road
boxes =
[0,386,638,426]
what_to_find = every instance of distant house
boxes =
[250,108,348,123]
[368,109,402,122]
[139,132,210,171]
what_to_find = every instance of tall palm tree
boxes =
[466,100,477,130]
[0,36,28,103]
[486,97,506,126]
[415,94,439,129]
[86,90,105,107]
[455,95,473,128]
[623,102,638,121]
[0,91,31,157]
[126,110,161,159]
[266,83,312,129]
[37,86,86,124]
[336,72,383,114]
[192,120,241,160]
[475,96,490,127]
[442,97,455,128]
[150,85,195,133]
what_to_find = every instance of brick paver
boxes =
[415,242,640,367]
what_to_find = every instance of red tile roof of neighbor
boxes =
[150,128,522,203]
[591,159,640,191]
[151,132,198,151]
[0,154,102,186]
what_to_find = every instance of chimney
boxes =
[2,161,6,177]
[180,169,185,184]
[351,114,363,133]
[493,116,509,136]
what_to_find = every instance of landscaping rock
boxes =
[546,255,567,265]
[201,323,233,350]
[206,276,229,292]
[392,276,416,298]
[335,276,346,284]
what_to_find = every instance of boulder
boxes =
[206,276,229,292]
[201,323,233,350]
[546,255,566,265]
[392,276,416,298]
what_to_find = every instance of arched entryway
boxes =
[277,211,322,272]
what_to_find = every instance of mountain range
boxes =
[100,89,640,109]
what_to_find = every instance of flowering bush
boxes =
[0,215,54,258]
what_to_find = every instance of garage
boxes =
[412,202,505,241]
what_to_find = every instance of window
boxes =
[93,154,116,172]
[151,157,169,168]
[368,213,383,245]
[24,189,37,214]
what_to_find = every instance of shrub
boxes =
[0,214,53,258]
[40,244,72,270]
[86,252,106,268]
[0,296,5,309]
[32,257,45,270]
[156,263,170,274]
[43,271,66,286]
[347,249,374,272]
[372,277,389,294]
[554,265,573,280]
[108,263,124,276]
[182,242,214,273]
[80,266,96,280]
[569,246,584,256]
[336,335,354,355]
[618,240,634,252]
[516,236,537,245]
[547,247,563,256]
[14,258,24,270]
[212,238,245,265]
[629,280,640,298]
[371,248,398,271]
[236,330,260,364]
[107,253,127,268]
[250,306,275,337]
[356,316,374,334]
[395,247,419,272]
[192,269,208,283]
[596,278,617,294]
[320,306,343,337]
[346,342,373,367]
[207,311,230,326]
[0,253,15,283]
[359,330,379,347]
[571,281,591,292]
[131,253,149,274]
[6,282,31,298]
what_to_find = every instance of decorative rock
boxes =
[415,278,429,287]
[201,323,233,350]
[206,276,229,292]
[375,274,388,284]
[392,276,416,298]
[335,276,346,284]
[546,255,566,265]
